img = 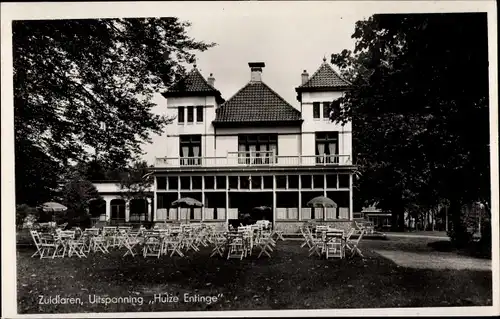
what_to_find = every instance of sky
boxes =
[143,3,374,163]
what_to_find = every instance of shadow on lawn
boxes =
[16,241,493,314]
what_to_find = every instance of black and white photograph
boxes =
[1,1,498,318]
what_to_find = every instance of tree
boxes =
[330,13,490,232]
[60,178,103,228]
[13,18,215,205]
[117,160,154,203]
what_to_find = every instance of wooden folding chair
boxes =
[324,230,344,259]
[346,229,365,258]
[210,233,227,258]
[67,234,87,258]
[122,230,142,257]
[30,230,44,258]
[227,234,245,260]
[256,234,273,258]
[91,232,110,254]
[143,232,162,258]
[300,227,313,248]
[308,232,325,257]
[169,233,185,257]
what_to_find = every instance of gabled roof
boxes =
[213,81,302,128]
[161,67,224,104]
[296,59,351,93]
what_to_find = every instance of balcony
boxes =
[155,151,352,168]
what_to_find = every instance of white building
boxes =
[94,58,356,233]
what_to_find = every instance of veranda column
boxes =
[272,174,276,229]
[146,197,152,222]
[298,174,302,221]
[201,175,205,222]
[105,198,111,222]
[125,201,130,222]
[324,174,327,221]
[225,175,229,228]
[153,177,157,222]
[349,173,353,220]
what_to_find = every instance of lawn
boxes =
[16,237,492,314]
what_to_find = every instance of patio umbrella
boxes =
[39,202,67,212]
[171,197,203,223]
[38,202,67,224]
[307,196,337,221]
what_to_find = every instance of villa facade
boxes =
[94,58,356,233]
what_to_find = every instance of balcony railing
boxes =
[155,152,352,168]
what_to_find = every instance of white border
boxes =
[1,1,498,318]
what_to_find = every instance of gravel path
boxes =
[374,250,491,271]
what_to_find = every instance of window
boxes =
[192,176,202,190]
[180,176,190,190]
[313,175,324,189]
[178,107,185,123]
[187,106,194,123]
[276,176,286,189]
[157,176,167,190]
[240,176,250,189]
[251,176,262,189]
[238,134,278,164]
[315,132,339,164]
[196,106,203,122]
[288,175,299,189]
[301,175,312,189]
[339,174,349,188]
[229,176,238,189]
[168,176,178,190]
[326,174,338,188]
[313,102,320,119]
[216,176,226,189]
[323,102,330,119]
[263,176,273,189]
[179,135,201,165]
[205,176,214,189]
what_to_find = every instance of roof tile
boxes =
[166,68,219,94]
[214,81,302,124]
[298,61,350,90]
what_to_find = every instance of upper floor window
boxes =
[315,132,339,164]
[323,102,330,119]
[238,134,277,164]
[196,106,203,122]
[313,102,320,119]
[180,135,201,165]
[178,106,185,123]
[187,106,194,123]
[330,100,341,119]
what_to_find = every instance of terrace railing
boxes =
[155,153,352,168]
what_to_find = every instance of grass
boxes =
[16,237,492,314]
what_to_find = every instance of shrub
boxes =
[16,204,38,229]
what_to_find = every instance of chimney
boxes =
[207,73,215,87]
[249,62,265,82]
[301,70,309,85]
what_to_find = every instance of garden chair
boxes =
[67,233,87,258]
[30,230,44,258]
[143,231,163,258]
[169,233,186,257]
[307,231,325,257]
[346,228,366,258]
[255,233,273,258]
[91,232,110,254]
[210,232,227,258]
[227,233,245,260]
[271,229,285,241]
[324,230,344,259]
[300,226,313,248]
[51,231,67,258]
[121,230,142,257]
[102,226,118,248]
